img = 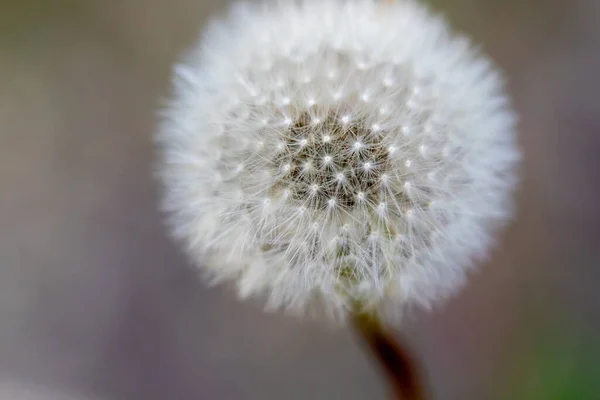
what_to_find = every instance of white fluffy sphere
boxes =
[157,0,519,322]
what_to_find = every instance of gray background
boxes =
[1,0,599,399]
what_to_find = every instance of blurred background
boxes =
[1,0,599,399]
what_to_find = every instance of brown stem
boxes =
[352,313,427,400]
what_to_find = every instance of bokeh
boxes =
[1,0,599,399]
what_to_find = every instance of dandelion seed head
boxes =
[157,0,520,323]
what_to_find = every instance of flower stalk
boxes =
[353,312,427,400]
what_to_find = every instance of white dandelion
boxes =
[156,0,520,322]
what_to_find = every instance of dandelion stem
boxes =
[352,312,427,400]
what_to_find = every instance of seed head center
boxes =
[272,111,392,210]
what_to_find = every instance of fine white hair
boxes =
[157,0,520,322]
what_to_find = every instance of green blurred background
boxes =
[1,0,599,399]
